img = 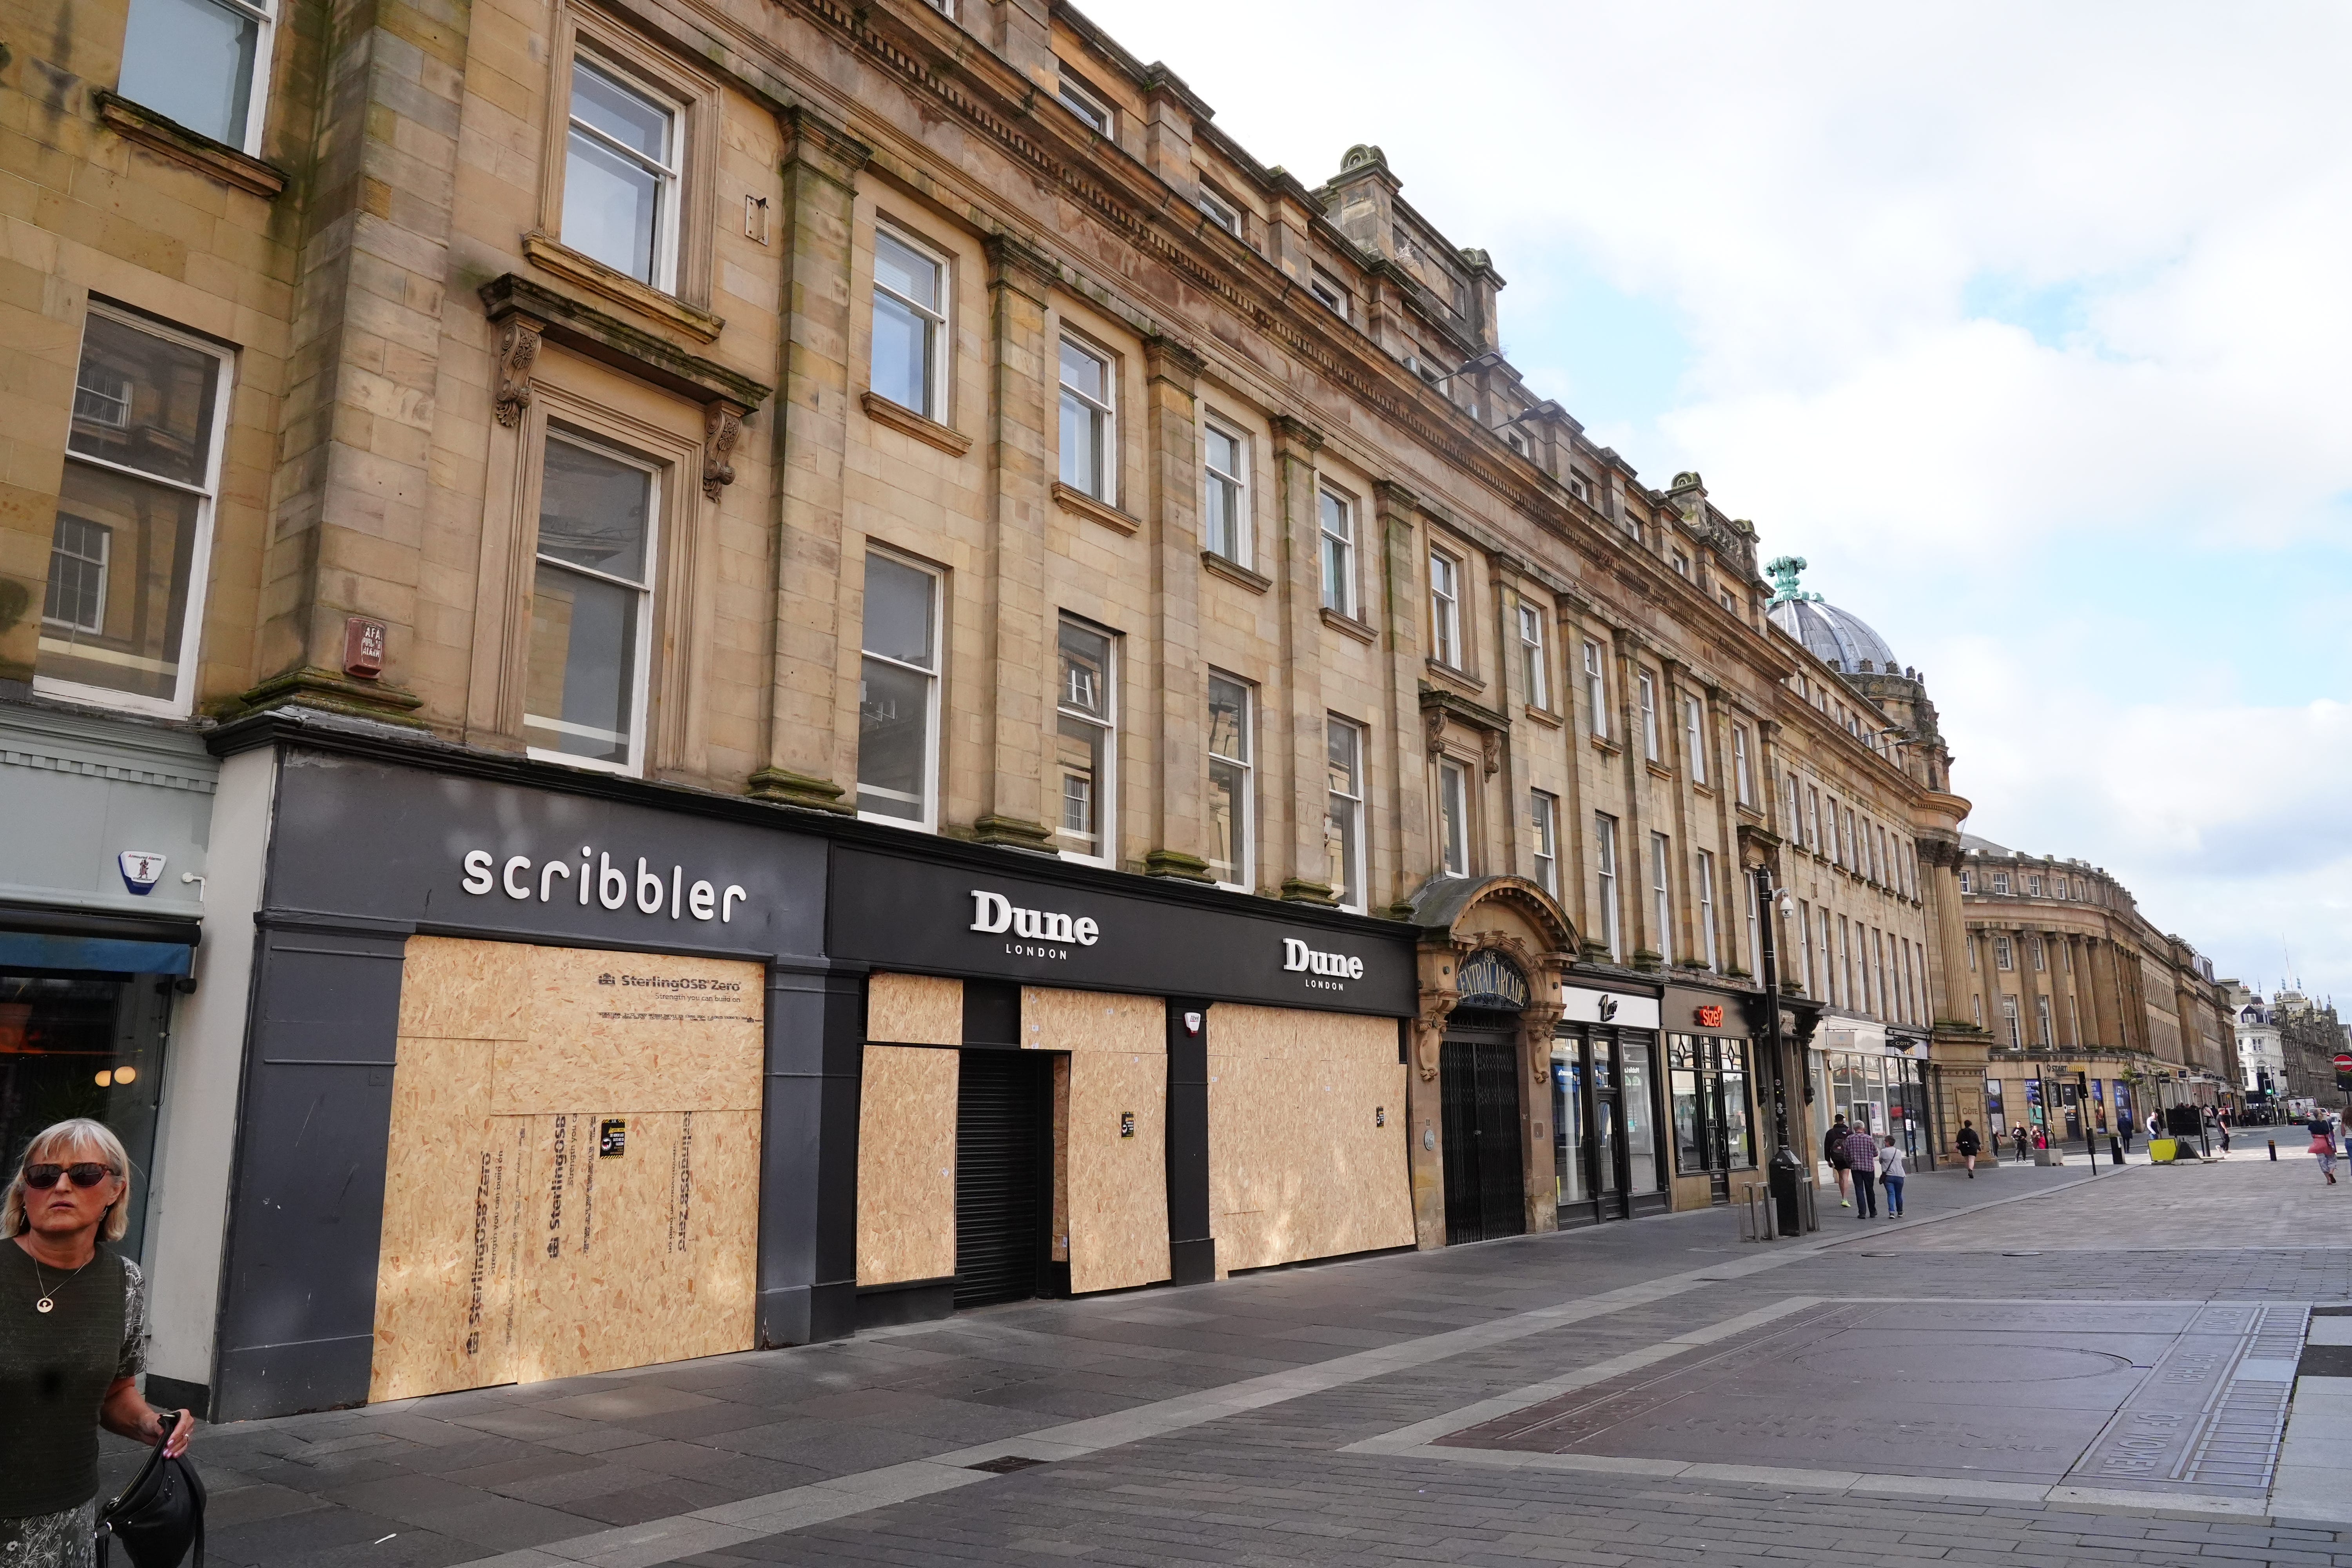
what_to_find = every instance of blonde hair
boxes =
[2,1118,133,1242]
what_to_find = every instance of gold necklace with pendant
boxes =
[32,1255,91,1314]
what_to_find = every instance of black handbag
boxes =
[96,1412,204,1568]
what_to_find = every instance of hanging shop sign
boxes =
[831,845,1414,1014]
[1559,984,1661,1030]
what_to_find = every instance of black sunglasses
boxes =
[24,1162,116,1191]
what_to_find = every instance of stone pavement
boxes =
[114,1160,2352,1567]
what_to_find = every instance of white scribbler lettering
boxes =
[459,846,747,923]
[1283,937,1366,981]
[970,889,1099,947]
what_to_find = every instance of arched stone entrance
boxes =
[1403,877,1578,1249]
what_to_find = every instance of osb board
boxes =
[1065,1049,1169,1294]
[1050,1054,1071,1262]
[370,937,762,1401]
[1022,986,1164,1054]
[513,1109,757,1381]
[855,1046,957,1285]
[867,973,964,1045]
[494,944,763,1115]
[397,935,532,1041]
[1207,1005,1412,1274]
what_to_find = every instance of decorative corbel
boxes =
[1424,707,1447,759]
[1480,728,1501,777]
[492,315,543,427]
[1520,1000,1564,1083]
[1412,993,1456,1082]
[702,401,745,500]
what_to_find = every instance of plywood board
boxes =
[1022,986,1163,1054]
[1066,1049,1169,1293]
[868,974,963,1045]
[493,945,763,1115]
[855,1046,958,1285]
[371,936,762,1401]
[1207,1005,1411,1274]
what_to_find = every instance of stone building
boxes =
[0,0,1970,1420]
[2271,987,2347,1109]
[2223,982,2286,1108]
[1959,837,2235,1140]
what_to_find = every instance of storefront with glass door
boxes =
[1662,984,1759,1207]
[1550,981,1668,1227]
[1813,1021,1933,1173]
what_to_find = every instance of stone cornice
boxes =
[479,274,771,412]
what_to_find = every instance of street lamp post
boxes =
[1753,860,1806,1235]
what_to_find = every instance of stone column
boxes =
[1272,415,1332,902]
[1517,996,1564,1235]
[748,107,871,811]
[969,234,1060,849]
[1920,840,1973,1025]
[1406,943,1460,1250]
[1141,336,1210,882]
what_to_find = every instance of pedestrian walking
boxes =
[1878,1134,1908,1218]
[2,1118,191,1566]
[1824,1114,1853,1209]
[2011,1125,2029,1164]
[1955,1120,1981,1178]
[2218,1118,2232,1155]
[1843,1124,1880,1218]
[2310,1119,2337,1185]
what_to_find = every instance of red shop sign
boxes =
[1694,1004,1725,1028]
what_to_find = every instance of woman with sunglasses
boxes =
[2,1118,191,1566]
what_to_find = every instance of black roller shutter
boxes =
[954,1049,1047,1308]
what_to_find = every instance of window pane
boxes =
[1207,756,1245,885]
[873,232,940,312]
[1059,388,1102,495]
[1056,714,1105,855]
[571,60,669,161]
[856,654,930,820]
[118,0,258,147]
[1204,472,1236,558]
[862,554,935,668]
[1325,795,1359,907]
[1058,339,1105,402]
[537,437,651,582]
[870,292,933,416]
[1206,675,1247,762]
[35,465,198,701]
[1058,621,1109,717]
[69,312,222,487]
[525,562,638,765]
[1205,427,1239,476]
[1621,1048,1660,1193]
[1439,762,1467,875]
[564,126,662,283]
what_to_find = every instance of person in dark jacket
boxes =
[1824,1115,1853,1208]
[1842,1125,1880,1218]
[2012,1124,2029,1163]
[1955,1120,1982,1178]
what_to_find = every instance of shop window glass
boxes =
[856,552,939,826]
[37,309,229,715]
[1550,1042,1586,1204]
[526,431,657,772]
[1621,1040,1661,1193]
[0,974,172,1258]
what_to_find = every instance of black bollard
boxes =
[2109,1134,2124,1167]
[2269,1139,2278,1161]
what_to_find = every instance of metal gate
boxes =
[1441,1033,1526,1245]
[953,1049,1048,1307]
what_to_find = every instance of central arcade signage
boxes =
[833,846,1414,1015]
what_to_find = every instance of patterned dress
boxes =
[0,1257,147,1568]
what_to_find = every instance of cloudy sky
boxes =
[1083,0,2352,1002]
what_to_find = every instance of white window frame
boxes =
[1437,757,1472,877]
[1197,186,1241,236]
[1808,785,1823,853]
[1820,910,1836,1004]
[1205,670,1254,892]
[1582,639,1608,739]
[2034,995,2053,1047]
[41,514,111,635]
[1327,716,1367,913]
[524,426,662,777]
[1530,790,1558,896]
[1054,615,1118,866]
[1517,601,1548,708]
[1637,671,1660,761]
[1697,849,1719,971]
[1057,334,1116,503]
[1318,486,1357,617]
[1798,899,1815,996]
[854,549,942,831]
[120,0,278,156]
[35,304,234,720]
[1428,548,1462,668]
[1308,267,1349,319]
[1683,695,1707,784]
[1595,813,1622,961]
[1201,417,1250,566]
[1992,871,2011,894]
[565,53,684,293]
[1649,832,1672,958]
[870,223,950,422]
[1056,68,1112,134]
[1995,936,2014,971]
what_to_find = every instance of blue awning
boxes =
[0,931,194,976]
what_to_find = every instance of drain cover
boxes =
[966,1455,1049,1474]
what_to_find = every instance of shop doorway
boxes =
[1552,1028,1666,1225]
[953,1049,1051,1307]
[1439,1015,1525,1245]
[1668,1034,1755,1203]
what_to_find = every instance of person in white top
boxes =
[1877,1137,1908,1218]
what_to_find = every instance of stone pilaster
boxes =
[1271,414,1332,902]
[1142,336,1210,882]
[748,107,870,813]
[1517,998,1563,1234]
[969,234,1059,850]
[1374,479,1425,913]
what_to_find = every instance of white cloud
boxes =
[1078,0,2352,994]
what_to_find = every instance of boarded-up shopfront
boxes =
[832,843,1416,1325]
